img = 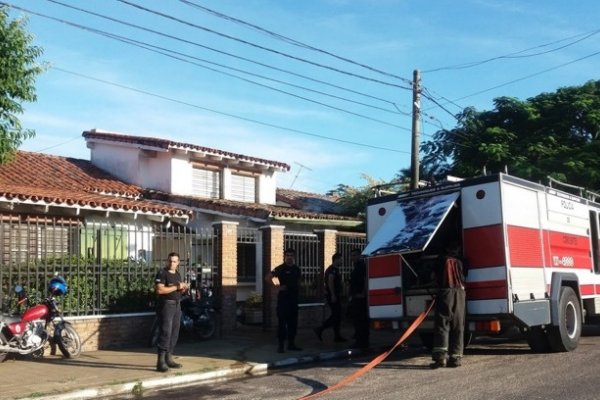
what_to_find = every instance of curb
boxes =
[22,362,268,400]
[26,346,392,400]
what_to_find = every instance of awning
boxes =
[363,191,460,256]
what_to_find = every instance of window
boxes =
[231,173,256,202]
[192,167,220,199]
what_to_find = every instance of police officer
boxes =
[430,242,466,368]
[155,252,189,372]
[314,252,346,343]
[265,248,303,353]
[349,248,370,348]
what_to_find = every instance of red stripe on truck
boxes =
[507,225,543,267]
[368,253,402,278]
[466,280,508,300]
[464,224,505,268]
[369,288,402,306]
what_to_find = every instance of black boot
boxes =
[166,352,182,369]
[156,352,169,372]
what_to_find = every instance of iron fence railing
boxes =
[336,233,367,300]
[0,216,215,316]
[284,232,322,303]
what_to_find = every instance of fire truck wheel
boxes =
[523,326,551,353]
[547,286,582,352]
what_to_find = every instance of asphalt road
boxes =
[110,328,600,400]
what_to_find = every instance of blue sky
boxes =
[6,0,600,194]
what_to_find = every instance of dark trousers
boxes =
[277,297,298,345]
[157,300,182,354]
[432,288,466,360]
[321,301,342,337]
[351,297,369,345]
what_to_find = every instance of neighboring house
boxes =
[0,131,365,349]
[82,130,363,300]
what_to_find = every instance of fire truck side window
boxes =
[590,210,600,274]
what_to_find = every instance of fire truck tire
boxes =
[524,326,551,353]
[547,286,582,352]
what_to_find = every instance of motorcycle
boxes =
[149,281,217,346]
[0,276,82,362]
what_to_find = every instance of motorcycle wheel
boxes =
[193,312,217,340]
[56,322,82,359]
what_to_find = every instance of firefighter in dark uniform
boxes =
[314,253,347,342]
[265,248,303,353]
[155,252,189,372]
[349,248,370,348]
[430,242,466,368]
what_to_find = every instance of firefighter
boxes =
[314,252,347,343]
[430,242,466,368]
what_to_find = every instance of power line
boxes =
[178,0,414,86]
[424,27,600,73]
[9,2,411,130]
[28,1,406,110]
[452,49,600,103]
[49,66,412,154]
[110,0,412,90]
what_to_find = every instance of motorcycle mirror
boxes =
[14,284,23,294]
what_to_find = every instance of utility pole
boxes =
[410,69,421,190]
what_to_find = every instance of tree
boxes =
[328,174,403,217]
[0,6,44,164]
[421,80,600,190]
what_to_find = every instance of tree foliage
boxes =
[0,6,44,164]
[328,174,405,217]
[421,80,600,190]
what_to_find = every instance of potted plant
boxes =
[243,292,263,324]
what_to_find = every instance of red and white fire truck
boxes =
[364,173,600,352]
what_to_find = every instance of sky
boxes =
[4,0,600,194]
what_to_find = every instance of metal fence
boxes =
[237,227,260,283]
[336,233,367,300]
[284,232,322,303]
[0,215,215,316]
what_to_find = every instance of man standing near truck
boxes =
[430,242,466,368]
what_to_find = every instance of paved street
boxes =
[112,329,600,400]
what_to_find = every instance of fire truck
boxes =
[364,173,600,352]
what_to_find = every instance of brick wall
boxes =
[214,221,238,335]
[260,225,285,328]
[66,314,155,351]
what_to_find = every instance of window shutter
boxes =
[231,174,256,202]
[192,168,221,199]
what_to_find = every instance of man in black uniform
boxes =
[314,253,346,343]
[265,248,303,353]
[155,252,189,372]
[430,243,466,368]
[349,248,370,348]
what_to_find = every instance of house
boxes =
[0,130,365,350]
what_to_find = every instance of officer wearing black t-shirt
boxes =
[265,248,302,353]
[349,248,370,348]
[155,252,189,372]
[314,253,346,343]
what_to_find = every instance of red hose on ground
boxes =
[298,300,435,399]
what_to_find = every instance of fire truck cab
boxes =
[364,173,600,352]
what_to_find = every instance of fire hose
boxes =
[298,299,435,399]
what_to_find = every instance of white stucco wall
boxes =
[139,151,172,192]
[89,143,141,184]
[170,155,193,195]
[258,172,277,204]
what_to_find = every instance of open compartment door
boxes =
[363,191,460,257]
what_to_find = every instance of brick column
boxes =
[213,221,238,335]
[315,229,338,272]
[260,225,285,329]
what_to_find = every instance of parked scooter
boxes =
[0,276,82,362]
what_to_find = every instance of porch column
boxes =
[213,221,238,335]
[315,229,338,272]
[259,225,285,329]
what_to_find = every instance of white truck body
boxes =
[364,173,600,351]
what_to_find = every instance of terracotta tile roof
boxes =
[276,188,345,215]
[0,152,191,219]
[146,192,360,222]
[83,130,291,171]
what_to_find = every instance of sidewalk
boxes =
[3,324,418,400]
